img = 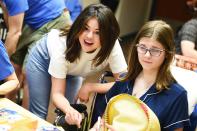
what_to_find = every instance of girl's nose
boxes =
[144,50,151,57]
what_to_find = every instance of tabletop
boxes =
[0,98,63,131]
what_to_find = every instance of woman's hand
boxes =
[77,83,92,103]
[65,106,83,128]
[51,77,82,128]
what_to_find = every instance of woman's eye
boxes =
[84,26,88,30]
[95,31,99,35]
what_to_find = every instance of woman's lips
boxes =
[84,40,93,45]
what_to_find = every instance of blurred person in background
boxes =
[65,0,82,21]
[0,40,19,98]
[0,0,71,107]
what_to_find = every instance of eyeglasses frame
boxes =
[136,44,166,57]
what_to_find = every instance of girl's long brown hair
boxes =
[124,20,176,90]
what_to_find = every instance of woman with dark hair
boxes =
[91,20,190,131]
[26,4,127,127]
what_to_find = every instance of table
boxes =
[0,98,63,131]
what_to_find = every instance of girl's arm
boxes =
[174,128,183,131]
[51,76,82,128]
[0,72,19,95]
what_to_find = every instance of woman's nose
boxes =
[87,31,93,38]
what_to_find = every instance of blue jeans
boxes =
[26,35,83,119]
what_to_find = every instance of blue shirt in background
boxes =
[3,0,66,29]
[2,0,28,16]
[65,0,82,21]
[0,40,14,81]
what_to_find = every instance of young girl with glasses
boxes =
[91,20,190,131]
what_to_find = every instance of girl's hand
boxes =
[105,123,116,131]
[89,119,103,131]
[77,83,92,103]
[65,106,82,128]
[89,121,116,131]
[89,128,97,131]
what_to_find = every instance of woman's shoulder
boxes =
[185,18,197,25]
[48,29,61,37]
[182,18,197,31]
[47,29,67,46]
[47,29,67,56]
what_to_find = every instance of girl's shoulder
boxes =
[165,82,187,97]
[114,80,131,87]
[110,80,132,93]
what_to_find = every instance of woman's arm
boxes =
[181,40,197,60]
[51,76,82,128]
[113,71,127,80]
[77,71,127,102]
[77,82,114,103]
[0,72,19,95]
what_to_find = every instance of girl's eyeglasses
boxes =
[136,44,165,57]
